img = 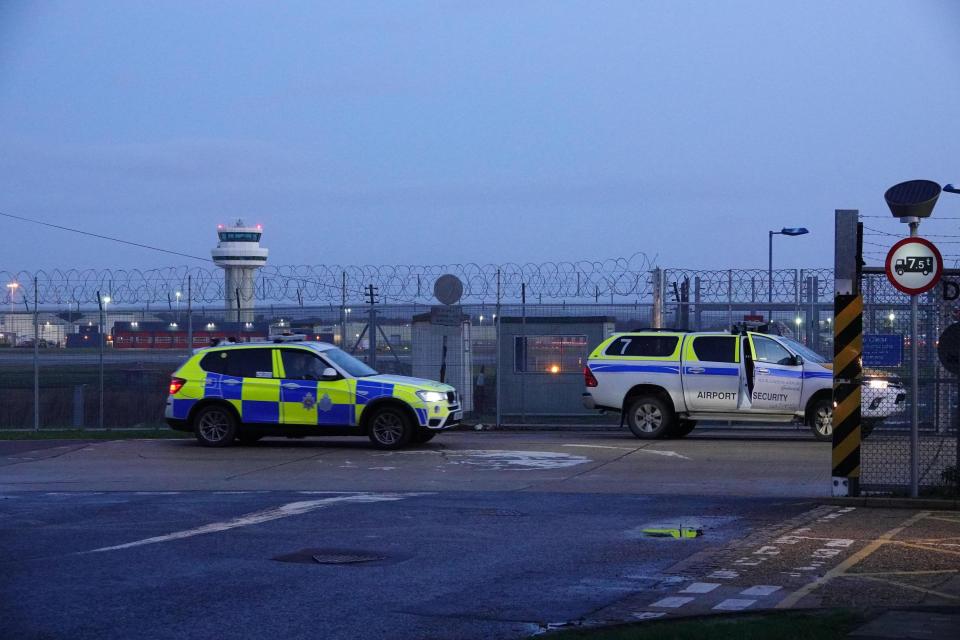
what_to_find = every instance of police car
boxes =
[582,329,904,441]
[165,337,461,449]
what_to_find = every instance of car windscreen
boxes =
[322,347,378,377]
[780,338,828,364]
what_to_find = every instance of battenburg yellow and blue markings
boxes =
[171,363,435,427]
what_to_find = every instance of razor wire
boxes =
[663,268,834,304]
[1,257,844,308]
[2,254,657,307]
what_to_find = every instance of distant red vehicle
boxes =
[112,329,268,349]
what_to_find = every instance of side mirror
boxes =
[793,355,804,366]
[321,367,339,380]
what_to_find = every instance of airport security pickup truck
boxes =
[582,330,904,441]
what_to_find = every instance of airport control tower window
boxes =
[218,232,262,242]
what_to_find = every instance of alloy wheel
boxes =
[198,409,231,443]
[634,404,663,433]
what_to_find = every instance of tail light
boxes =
[584,366,598,388]
[169,377,186,395]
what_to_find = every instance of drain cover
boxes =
[311,553,384,565]
[273,549,386,565]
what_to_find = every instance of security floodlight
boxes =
[884,179,940,219]
[781,227,809,236]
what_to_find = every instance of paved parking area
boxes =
[1,430,956,639]
[0,429,828,495]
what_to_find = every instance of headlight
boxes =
[867,379,889,389]
[416,390,446,403]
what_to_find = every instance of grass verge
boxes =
[0,428,188,440]
[539,609,865,640]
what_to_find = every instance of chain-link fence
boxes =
[858,272,959,496]
[1,265,955,497]
[0,288,831,430]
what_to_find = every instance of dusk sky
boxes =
[2,0,959,272]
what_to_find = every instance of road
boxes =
[1,430,957,639]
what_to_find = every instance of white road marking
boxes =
[44,492,103,496]
[740,585,782,597]
[394,449,592,470]
[631,612,667,620]
[85,493,420,554]
[133,492,182,496]
[680,582,720,594]
[650,596,695,608]
[638,449,691,460]
[713,598,756,611]
[563,444,636,451]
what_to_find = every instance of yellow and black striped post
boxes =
[832,293,862,496]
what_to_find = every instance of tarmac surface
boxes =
[1,428,957,639]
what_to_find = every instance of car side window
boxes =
[281,349,327,380]
[691,336,737,363]
[752,336,795,366]
[200,351,228,374]
[604,336,679,357]
[201,348,275,378]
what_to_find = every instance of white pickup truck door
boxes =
[747,334,804,413]
[682,335,741,412]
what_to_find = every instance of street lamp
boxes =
[768,228,809,303]
[5,282,18,310]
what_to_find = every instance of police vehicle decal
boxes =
[756,368,803,379]
[171,398,197,420]
[355,380,395,405]
[589,363,681,374]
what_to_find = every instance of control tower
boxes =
[211,220,268,323]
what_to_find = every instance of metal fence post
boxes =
[651,268,663,329]
[909,220,920,498]
[520,283,526,424]
[341,271,347,349]
[186,275,193,353]
[795,269,801,329]
[495,269,502,428]
[694,276,702,331]
[727,269,733,329]
[33,276,39,431]
[96,290,105,430]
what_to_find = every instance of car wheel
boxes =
[193,405,238,447]
[669,419,697,439]
[626,396,674,439]
[237,432,263,445]
[808,397,833,442]
[367,406,414,450]
[411,428,437,444]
